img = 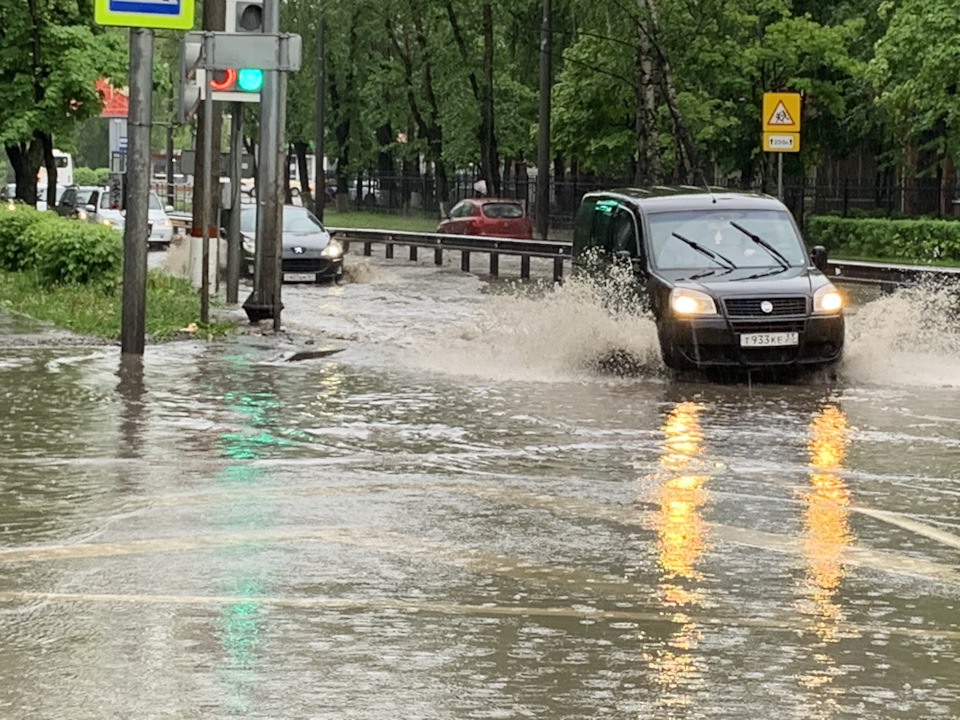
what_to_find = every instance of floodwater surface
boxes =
[0,253,958,719]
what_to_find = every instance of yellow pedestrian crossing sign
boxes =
[763,92,801,133]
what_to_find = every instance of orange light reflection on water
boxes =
[649,401,709,698]
[796,403,856,699]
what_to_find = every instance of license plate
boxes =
[739,332,799,348]
[283,272,316,282]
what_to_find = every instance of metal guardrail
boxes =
[826,259,960,289]
[328,227,570,282]
[169,215,960,288]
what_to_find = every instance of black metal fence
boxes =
[154,173,960,232]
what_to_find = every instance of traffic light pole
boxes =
[243,0,283,328]
[200,32,215,325]
[121,27,154,356]
[226,101,243,304]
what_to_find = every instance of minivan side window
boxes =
[611,207,641,259]
[572,197,597,257]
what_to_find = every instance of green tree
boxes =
[0,0,125,206]
[868,0,960,213]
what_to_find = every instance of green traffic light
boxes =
[237,68,264,93]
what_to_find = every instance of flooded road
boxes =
[1,253,959,718]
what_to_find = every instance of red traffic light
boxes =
[209,68,237,92]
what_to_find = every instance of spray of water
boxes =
[840,281,960,388]
[410,263,665,382]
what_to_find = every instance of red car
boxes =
[437,198,533,239]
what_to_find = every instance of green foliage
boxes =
[0,3,126,147]
[0,267,233,340]
[0,205,122,287]
[73,166,100,186]
[808,215,960,263]
[0,203,47,271]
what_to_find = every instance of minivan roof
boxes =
[582,186,785,213]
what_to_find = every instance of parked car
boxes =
[240,204,344,283]
[85,190,175,245]
[54,185,104,220]
[37,185,67,212]
[437,198,533,239]
[572,187,845,373]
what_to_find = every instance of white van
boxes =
[37,150,74,187]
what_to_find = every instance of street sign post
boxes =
[762,91,802,200]
[94,0,195,29]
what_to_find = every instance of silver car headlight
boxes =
[321,239,343,259]
[242,235,255,255]
[814,283,843,313]
[670,287,717,316]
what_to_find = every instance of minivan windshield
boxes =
[648,209,806,270]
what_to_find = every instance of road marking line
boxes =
[1,590,957,641]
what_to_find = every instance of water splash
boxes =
[409,265,664,382]
[840,281,960,388]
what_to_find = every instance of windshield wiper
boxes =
[683,267,735,282]
[736,266,790,281]
[670,232,738,270]
[729,221,790,270]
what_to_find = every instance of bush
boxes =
[73,166,98,186]
[20,215,123,288]
[0,203,48,271]
[807,215,960,263]
[72,167,111,186]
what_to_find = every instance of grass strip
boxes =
[0,269,233,340]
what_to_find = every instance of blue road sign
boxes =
[95,0,194,29]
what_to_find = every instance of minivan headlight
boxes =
[814,284,843,313]
[670,287,717,316]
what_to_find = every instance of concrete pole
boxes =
[120,28,154,356]
[244,0,283,324]
[313,0,325,221]
[226,101,243,304]
[536,0,551,240]
[200,32,214,324]
[166,81,175,207]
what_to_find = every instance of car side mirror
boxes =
[84,204,95,213]
[165,205,174,213]
[810,245,828,273]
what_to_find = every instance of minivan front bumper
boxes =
[658,313,845,369]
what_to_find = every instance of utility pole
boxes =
[313,0,325,221]
[226,102,243,303]
[120,28,154,356]
[536,0,551,240]
[243,0,283,328]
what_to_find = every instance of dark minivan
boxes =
[572,187,845,372]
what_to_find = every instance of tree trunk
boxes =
[640,0,704,185]
[940,151,954,217]
[191,0,225,236]
[293,140,314,209]
[480,2,499,196]
[376,122,395,208]
[903,141,918,216]
[444,0,499,197]
[40,132,57,199]
[387,3,450,215]
[5,138,43,206]
[634,15,661,185]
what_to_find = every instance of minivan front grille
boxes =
[723,296,807,317]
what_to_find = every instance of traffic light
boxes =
[227,0,264,33]
[178,35,203,123]
[208,0,265,102]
